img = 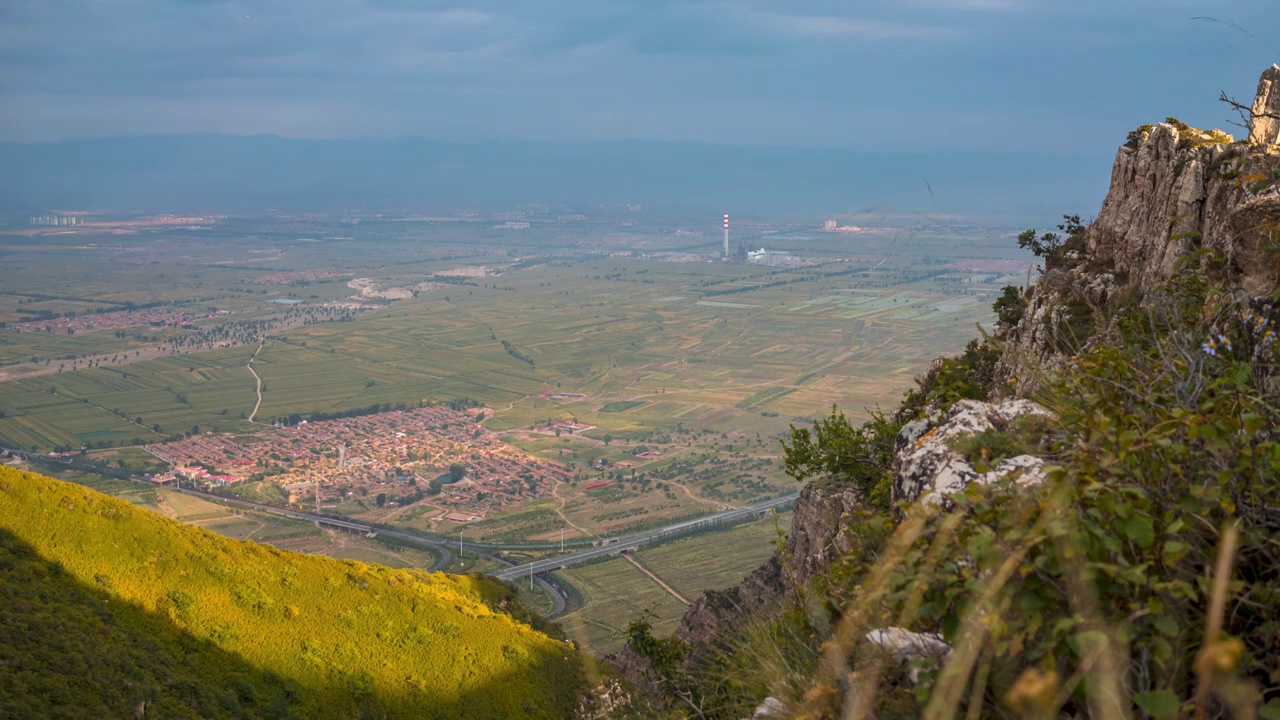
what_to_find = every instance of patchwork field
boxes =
[0,216,1027,638]
[556,512,790,654]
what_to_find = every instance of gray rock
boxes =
[866,627,952,662]
[865,627,952,682]
[1005,77,1280,368]
[893,399,1052,507]
[1249,65,1280,146]
[752,696,786,719]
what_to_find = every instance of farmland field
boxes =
[556,512,790,654]
[1,212,1029,637]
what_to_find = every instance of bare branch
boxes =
[1218,91,1253,131]
[1217,90,1280,132]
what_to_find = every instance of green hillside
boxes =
[0,466,587,719]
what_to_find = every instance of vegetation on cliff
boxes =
[0,466,588,719]
[624,108,1280,719]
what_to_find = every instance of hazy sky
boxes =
[1,0,1277,151]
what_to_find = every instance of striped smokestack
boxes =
[723,213,729,257]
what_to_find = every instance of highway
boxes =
[493,493,797,581]
[4,447,796,618]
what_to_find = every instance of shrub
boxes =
[781,407,900,509]
[992,285,1027,330]
[901,339,1000,417]
[784,284,1277,718]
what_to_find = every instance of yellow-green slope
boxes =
[0,466,586,719]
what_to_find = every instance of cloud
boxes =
[749,12,956,41]
[0,0,1275,154]
[903,0,1025,11]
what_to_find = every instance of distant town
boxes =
[145,406,574,521]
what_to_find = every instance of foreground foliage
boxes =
[627,272,1280,719]
[0,468,587,719]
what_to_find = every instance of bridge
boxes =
[492,493,797,582]
[3,445,797,618]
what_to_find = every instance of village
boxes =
[13,307,199,335]
[145,405,574,520]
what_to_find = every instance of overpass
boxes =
[3,446,796,617]
[493,493,797,582]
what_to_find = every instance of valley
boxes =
[0,211,1022,654]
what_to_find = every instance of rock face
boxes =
[893,399,1052,507]
[1249,65,1280,147]
[1008,111,1280,365]
[611,483,862,684]
[1088,123,1280,297]
[780,483,863,589]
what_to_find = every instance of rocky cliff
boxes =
[616,67,1280,716]
[1008,65,1280,365]
[612,482,861,683]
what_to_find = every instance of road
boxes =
[4,447,795,618]
[493,493,797,581]
[245,340,265,423]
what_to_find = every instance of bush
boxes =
[799,284,1276,718]
[900,339,1000,418]
[780,407,900,509]
[665,279,1280,720]
[992,285,1027,330]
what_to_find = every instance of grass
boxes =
[0,466,587,718]
[557,556,691,655]
[634,511,789,599]
[600,400,646,413]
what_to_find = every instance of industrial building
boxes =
[747,248,791,265]
[29,215,81,226]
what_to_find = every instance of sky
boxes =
[1,0,1278,153]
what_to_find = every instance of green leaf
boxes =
[1259,698,1280,720]
[1162,540,1188,565]
[1123,516,1156,549]
[1151,614,1178,638]
[1135,690,1181,720]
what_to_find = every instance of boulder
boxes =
[865,627,952,682]
[893,399,1052,507]
[751,696,786,718]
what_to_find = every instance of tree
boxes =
[428,479,443,496]
[376,493,387,508]
[449,463,467,483]
[625,616,705,717]
[993,285,1028,329]
[1017,214,1085,261]
[780,406,900,510]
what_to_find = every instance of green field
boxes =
[556,512,790,654]
[0,223,1011,459]
[0,217,1023,641]
[0,222,1011,545]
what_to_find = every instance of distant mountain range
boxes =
[0,135,1113,220]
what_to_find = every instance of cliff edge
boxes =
[617,66,1280,720]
